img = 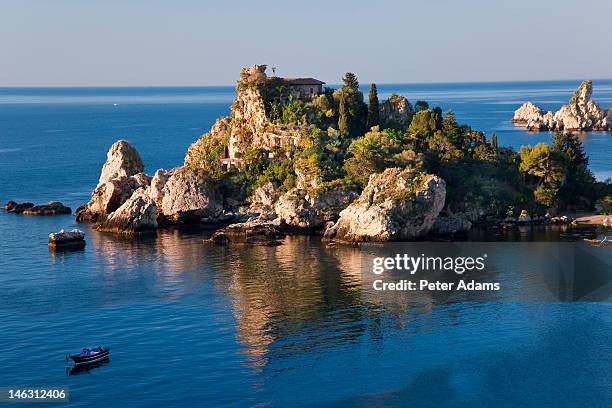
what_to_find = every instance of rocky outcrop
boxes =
[275,184,358,229]
[248,182,279,217]
[207,217,284,246]
[324,168,446,242]
[76,173,150,223]
[23,201,71,215]
[97,140,144,186]
[3,201,34,213]
[513,80,612,131]
[77,139,226,229]
[603,216,612,227]
[48,229,85,249]
[149,169,172,206]
[379,94,414,125]
[97,188,158,234]
[518,210,532,223]
[160,169,222,223]
[431,212,472,235]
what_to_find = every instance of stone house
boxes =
[282,78,325,100]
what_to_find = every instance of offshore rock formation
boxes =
[2,201,34,213]
[97,188,158,234]
[3,199,70,215]
[513,80,612,131]
[23,201,71,215]
[76,140,221,234]
[48,229,86,249]
[208,217,285,246]
[97,140,144,186]
[324,168,446,242]
[76,172,150,222]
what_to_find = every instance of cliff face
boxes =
[223,64,306,162]
[513,80,612,131]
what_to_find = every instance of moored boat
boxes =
[67,346,110,366]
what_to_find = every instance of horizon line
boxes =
[2,77,612,89]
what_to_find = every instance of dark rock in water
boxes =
[23,201,71,215]
[2,200,35,213]
[208,231,230,245]
[431,212,472,235]
[206,218,285,246]
[48,229,86,249]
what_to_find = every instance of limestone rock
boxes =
[76,173,150,223]
[431,212,472,235]
[324,168,446,242]
[207,217,285,246]
[97,188,158,234]
[97,140,144,186]
[210,117,231,138]
[48,229,85,249]
[23,201,71,215]
[518,210,532,223]
[513,81,612,131]
[3,200,34,213]
[379,94,414,125]
[160,169,222,223]
[275,184,358,229]
[248,182,279,217]
[150,168,172,205]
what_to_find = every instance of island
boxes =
[73,65,612,242]
[513,80,612,131]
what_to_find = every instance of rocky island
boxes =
[74,65,612,242]
[513,80,612,131]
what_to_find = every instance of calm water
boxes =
[1,82,612,407]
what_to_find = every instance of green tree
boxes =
[519,143,567,207]
[337,72,366,137]
[491,132,498,152]
[552,131,596,207]
[414,100,429,112]
[442,110,462,146]
[343,126,421,186]
[342,72,359,90]
[367,83,380,129]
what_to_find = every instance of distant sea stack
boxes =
[512,80,612,131]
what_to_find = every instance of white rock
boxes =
[97,140,144,187]
[324,168,446,242]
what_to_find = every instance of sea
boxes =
[1,81,611,407]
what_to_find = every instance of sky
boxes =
[1,0,610,86]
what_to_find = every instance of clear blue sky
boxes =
[1,0,610,86]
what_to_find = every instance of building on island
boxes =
[282,77,326,100]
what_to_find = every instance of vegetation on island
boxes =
[190,68,612,218]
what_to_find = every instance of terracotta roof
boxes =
[282,77,325,86]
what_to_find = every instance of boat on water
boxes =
[67,346,110,366]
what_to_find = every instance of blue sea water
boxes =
[1,81,611,407]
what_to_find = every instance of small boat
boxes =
[67,357,110,376]
[67,346,110,366]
